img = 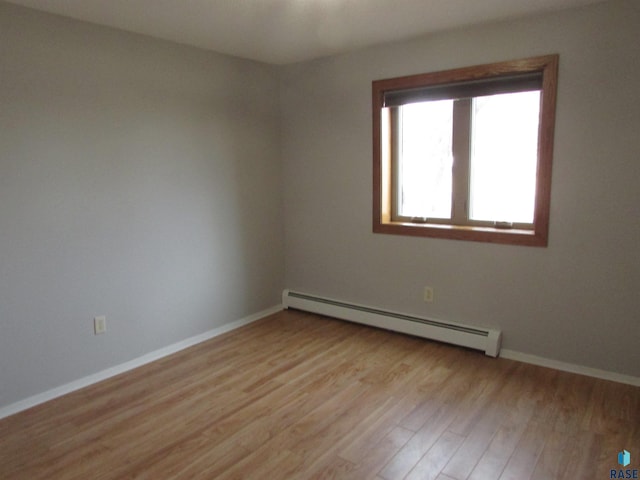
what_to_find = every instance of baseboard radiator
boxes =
[282,289,501,357]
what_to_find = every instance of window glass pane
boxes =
[399,100,453,219]
[469,91,540,224]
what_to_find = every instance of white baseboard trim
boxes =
[0,305,282,420]
[500,349,640,387]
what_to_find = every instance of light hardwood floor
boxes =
[1,310,638,479]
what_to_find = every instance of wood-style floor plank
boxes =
[1,309,638,480]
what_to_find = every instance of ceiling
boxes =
[6,0,608,65]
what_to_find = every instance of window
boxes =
[372,55,558,246]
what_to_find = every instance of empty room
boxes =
[0,0,638,479]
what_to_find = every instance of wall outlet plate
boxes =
[423,287,434,303]
[94,316,107,335]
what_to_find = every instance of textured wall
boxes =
[0,3,284,407]
[280,0,640,376]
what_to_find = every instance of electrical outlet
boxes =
[423,286,434,303]
[94,316,107,335]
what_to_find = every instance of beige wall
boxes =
[280,0,640,376]
[0,3,284,408]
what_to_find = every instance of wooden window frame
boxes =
[372,55,559,246]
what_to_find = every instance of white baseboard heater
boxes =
[282,289,502,357]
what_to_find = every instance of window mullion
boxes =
[451,98,471,225]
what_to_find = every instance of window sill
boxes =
[373,220,547,246]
